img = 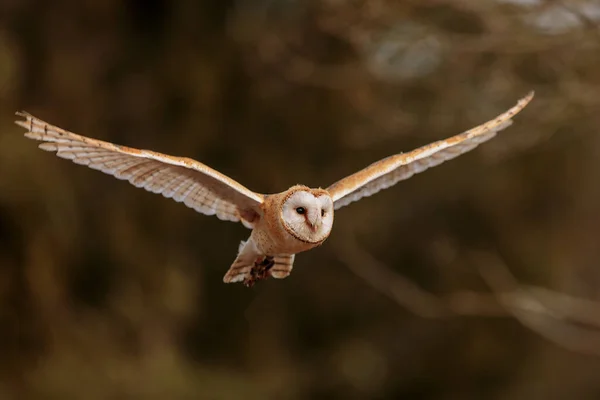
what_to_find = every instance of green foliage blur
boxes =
[1,0,600,399]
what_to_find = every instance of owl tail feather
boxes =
[269,254,295,279]
[223,239,295,286]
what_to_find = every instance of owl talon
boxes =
[243,256,275,287]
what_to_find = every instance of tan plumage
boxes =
[15,91,533,286]
[326,91,534,209]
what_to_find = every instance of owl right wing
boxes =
[15,112,264,228]
[326,92,534,210]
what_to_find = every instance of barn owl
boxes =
[15,91,533,286]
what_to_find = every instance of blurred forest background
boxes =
[1,0,600,399]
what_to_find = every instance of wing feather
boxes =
[327,92,534,209]
[16,112,264,226]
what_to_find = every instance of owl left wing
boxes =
[326,92,534,210]
[15,112,264,227]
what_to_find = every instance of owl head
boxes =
[280,186,334,244]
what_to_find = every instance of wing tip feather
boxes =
[14,111,278,227]
[38,142,58,152]
[15,110,31,118]
[513,90,534,114]
[14,119,30,130]
[328,90,535,209]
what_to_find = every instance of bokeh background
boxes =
[2,0,600,399]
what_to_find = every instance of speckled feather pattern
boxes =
[222,186,330,284]
[15,112,264,226]
[15,92,533,285]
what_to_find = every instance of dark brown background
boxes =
[1,0,600,399]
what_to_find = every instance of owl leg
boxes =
[241,254,295,287]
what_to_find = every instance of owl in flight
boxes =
[15,92,533,286]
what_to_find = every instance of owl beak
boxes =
[306,212,320,232]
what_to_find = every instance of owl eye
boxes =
[321,209,325,217]
[295,207,306,214]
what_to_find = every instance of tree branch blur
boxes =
[231,0,600,160]
[334,235,600,356]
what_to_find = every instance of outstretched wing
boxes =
[15,112,264,227]
[326,92,534,210]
